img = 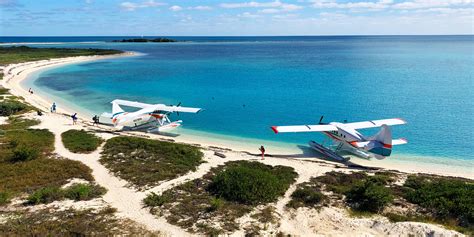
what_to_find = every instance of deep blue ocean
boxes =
[2,36,473,161]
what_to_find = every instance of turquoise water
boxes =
[8,36,474,161]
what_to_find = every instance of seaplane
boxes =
[271,116,408,161]
[101,99,202,132]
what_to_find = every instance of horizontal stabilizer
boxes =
[101,112,113,118]
[392,138,408,145]
[351,138,408,148]
[271,124,337,133]
[344,118,407,130]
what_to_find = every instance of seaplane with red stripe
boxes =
[271,116,408,160]
[101,99,201,132]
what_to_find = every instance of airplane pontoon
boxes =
[271,117,408,160]
[101,99,201,133]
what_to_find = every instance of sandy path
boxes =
[30,114,191,236]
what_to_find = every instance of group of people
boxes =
[27,88,34,94]
[49,102,100,126]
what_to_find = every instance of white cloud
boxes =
[119,0,165,11]
[169,5,183,11]
[392,0,473,9]
[220,1,283,8]
[311,0,392,9]
[238,12,262,18]
[222,1,303,14]
[189,5,213,10]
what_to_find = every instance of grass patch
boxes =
[0,46,123,65]
[100,136,204,189]
[0,117,40,130]
[26,183,107,205]
[0,158,94,195]
[0,87,9,95]
[0,191,11,206]
[64,183,107,201]
[0,129,54,162]
[61,129,103,153]
[143,161,297,234]
[0,207,160,236]
[27,186,64,205]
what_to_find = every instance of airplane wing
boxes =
[138,104,202,114]
[344,118,406,130]
[113,100,201,113]
[271,124,337,133]
[112,99,153,109]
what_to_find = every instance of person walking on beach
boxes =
[259,145,266,160]
[92,115,100,126]
[71,113,78,125]
[51,102,56,113]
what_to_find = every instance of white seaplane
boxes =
[271,116,408,161]
[101,99,201,132]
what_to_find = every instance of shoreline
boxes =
[2,54,473,179]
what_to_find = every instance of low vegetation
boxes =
[288,170,473,234]
[345,177,394,213]
[0,108,94,201]
[0,207,160,236]
[0,46,123,65]
[0,99,30,116]
[0,191,11,206]
[208,161,297,205]
[27,183,106,205]
[61,129,103,153]
[100,136,204,189]
[112,38,177,43]
[287,185,327,209]
[0,117,40,130]
[143,161,297,234]
[401,175,474,233]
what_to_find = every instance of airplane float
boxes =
[271,116,407,161]
[101,99,201,132]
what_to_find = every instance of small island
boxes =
[112,38,177,43]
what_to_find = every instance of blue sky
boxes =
[1,0,473,36]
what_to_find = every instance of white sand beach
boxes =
[1,55,471,236]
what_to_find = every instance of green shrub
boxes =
[288,186,326,209]
[0,191,11,205]
[143,192,169,207]
[62,129,103,153]
[27,187,64,204]
[208,161,297,205]
[315,171,368,195]
[0,100,28,116]
[207,197,224,212]
[0,87,9,95]
[64,183,107,201]
[10,146,39,162]
[403,175,474,229]
[346,179,393,213]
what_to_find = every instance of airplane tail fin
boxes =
[112,102,124,115]
[366,124,392,159]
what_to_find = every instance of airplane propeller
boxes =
[318,115,325,125]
